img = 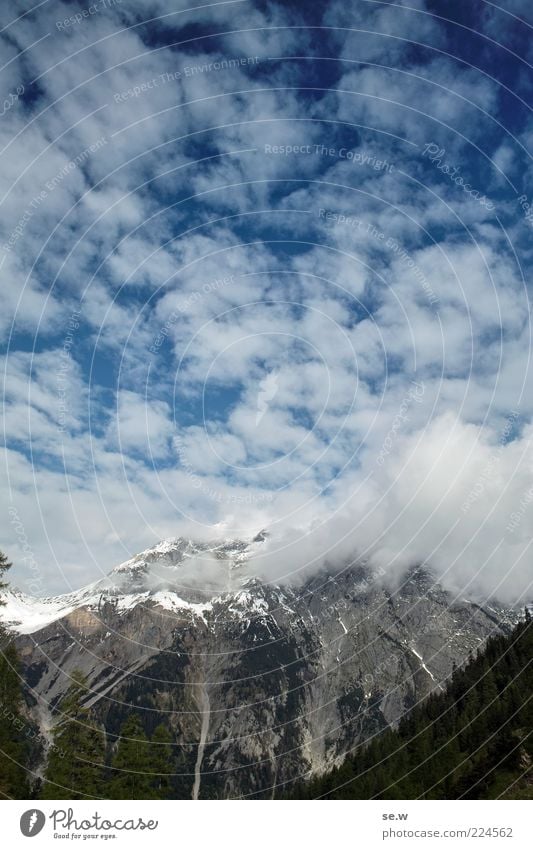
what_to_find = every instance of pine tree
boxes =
[41,670,105,799]
[0,642,29,797]
[109,714,155,799]
[0,549,29,798]
[0,550,12,596]
[294,617,533,800]
[149,723,174,799]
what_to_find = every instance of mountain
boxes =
[1,535,261,636]
[293,614,533,799]
[0,535,518,799]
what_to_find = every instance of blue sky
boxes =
[1,0,533,602]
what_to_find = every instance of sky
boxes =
[1,0,533,604]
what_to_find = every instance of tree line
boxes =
[0,550,183,799]
[41,674,177,800]
[1,548,531,799]
[291,611,533,799]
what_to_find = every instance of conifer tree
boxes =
[109,714,155,799]
[294,616,533,800]
[41,670,105,799]
[149,723,174,799]
[0,550,12,595]
[0,549,29,797]
[0,642,29,797]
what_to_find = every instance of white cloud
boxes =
[0,0,531,609]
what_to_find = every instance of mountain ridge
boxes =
[0,533,268,635]
[0,534,521,798]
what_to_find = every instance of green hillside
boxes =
[293,613,533,800]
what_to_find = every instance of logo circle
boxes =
[20,810,46,837]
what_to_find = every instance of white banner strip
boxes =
[3,799,531,848]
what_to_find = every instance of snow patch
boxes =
[409,645,442,689]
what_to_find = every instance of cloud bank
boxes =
[0,0,532,606]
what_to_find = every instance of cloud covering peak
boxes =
[1,0,532,606]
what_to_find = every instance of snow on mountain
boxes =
[1,532,525,639]
[0,584,100,635]
[0,534,265,635]
[5,537,521,798]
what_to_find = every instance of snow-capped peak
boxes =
[0,533,268,635]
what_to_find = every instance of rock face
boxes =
[1,536,516,799]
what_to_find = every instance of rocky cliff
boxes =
[0,536,516,798]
